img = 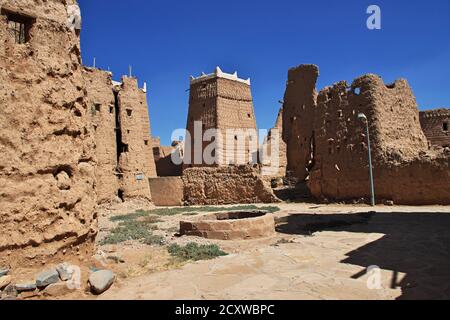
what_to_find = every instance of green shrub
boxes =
[168,243,228,262]
[100,220,163,245]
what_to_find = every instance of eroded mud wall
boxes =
[282,65,450,204]
[83,68,119,204]
[116,77,155,201]
[0,0,97,265]
[182,166,279,205]
[282,65,318,179]
[420,109,450,148]
[261,108,287,177]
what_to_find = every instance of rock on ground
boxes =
[56,263,74,281]
[0,275,12,290]
[42,283,75,297]
[15,283,37,292]
[0,267,10,277]
[36,269,60,289]
[88,270,115,295]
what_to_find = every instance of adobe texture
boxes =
[152,137,183,177]
[85,70,157,204]
[261,108,287,177]
[114,77,156,201]
[420,109,450,148]
[282,65,450,205]
[282,65,318,180]
[83,68,119,204]
[182,166,280,205]
[185,67,258,167]
[0,0,96,265]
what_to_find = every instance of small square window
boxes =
[444,122,449,132]
[95,104,101,112]
[2,9,35,44]
[144,140,148,146]
[109,106,114,114]
[126,109,132,117]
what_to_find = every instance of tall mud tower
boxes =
[185,67,258,168]
[0,0,96,265]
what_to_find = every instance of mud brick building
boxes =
[0,0,96,265]
[84,68,157,205]
[282,65,450,205]
[0,0,157,266]
[184,67,258,168]
[420,108,450,148]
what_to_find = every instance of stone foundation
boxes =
[182,166,280,205]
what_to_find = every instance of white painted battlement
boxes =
[190,66,251,86]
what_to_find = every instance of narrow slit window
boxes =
[444,122,449,132]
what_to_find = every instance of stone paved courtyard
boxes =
[99,204,450,300]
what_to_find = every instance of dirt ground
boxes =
[10,202,449,300]
[84,202,450,300]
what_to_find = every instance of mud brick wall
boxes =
[420,109,450,148]
[0,0,97,265]
[152,138,183,177]
[185,74,258,168]
[261,108,287,177]
[116,77,155,201]
[283,65,450,205]
[182,166,280,205]
[149,177,184,206]
[282,65,318,180]
[83,68,119,204]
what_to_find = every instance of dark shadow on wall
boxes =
[276,211,450,300]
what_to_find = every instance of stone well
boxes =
[180,210,276,240]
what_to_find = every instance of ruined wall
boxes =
[283,65,450,205]
[115,77,155,201]
[261,108,287,177]
[185,68,258,168]
[83,68,119,204]
[282,65,318,179]
[149,177,184,206]
[0,0,96,265]
[182,166,280,205]
[152,138,183,177]
[420,109,450,148]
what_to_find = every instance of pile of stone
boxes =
[0,264,115,300]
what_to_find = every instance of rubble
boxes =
[88,270,115,294]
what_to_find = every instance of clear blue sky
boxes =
[78,0,450,145]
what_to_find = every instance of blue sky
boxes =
[78,0,450,145]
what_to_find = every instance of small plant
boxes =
[167,243,227,262]
[100,220,163,245]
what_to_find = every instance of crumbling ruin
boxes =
[152,137,183,177]
[84,68,157,205]
[0,0,158,266]
[0,0,96,265]
[260,108,287,178]
[182,166,279,206]
[420,108,450,148]
[282,65,450,205]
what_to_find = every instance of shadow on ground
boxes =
[276,211,450,300]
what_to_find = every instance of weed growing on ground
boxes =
[100,220,163,245]
[167,243,228,262]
